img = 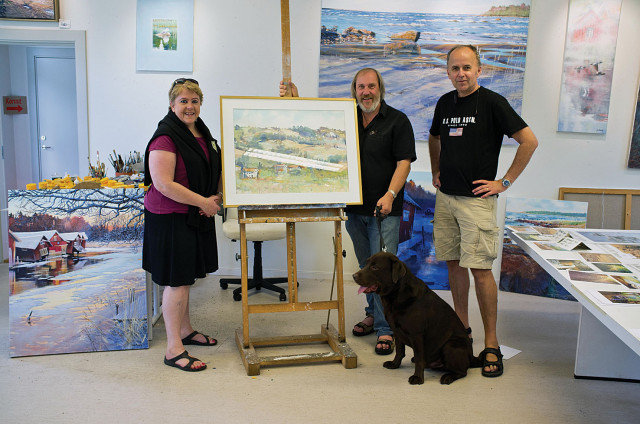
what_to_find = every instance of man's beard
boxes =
[358,95,380,113]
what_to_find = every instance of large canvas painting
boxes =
[628,80,640,168]
[500,198,588,300]
[8,189,148,357]
[219,96,361,207]
[397,171,449,290]
[136,0,194,72]
[319,0,531,140]
[557,0,622,134]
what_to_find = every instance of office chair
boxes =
[219,207,289,301]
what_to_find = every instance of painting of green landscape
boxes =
[232,108,348,194]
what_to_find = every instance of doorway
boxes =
[29,48,79,181]
[0,29,89,261]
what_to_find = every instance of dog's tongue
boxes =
[357,286,377,294]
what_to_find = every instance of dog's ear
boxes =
[391,256,407,283]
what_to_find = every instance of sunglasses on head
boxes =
[171,78,199,89]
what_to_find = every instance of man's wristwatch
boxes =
[501,178,511,188]
[387,189,397,199]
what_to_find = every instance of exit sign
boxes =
[3,96,28,114]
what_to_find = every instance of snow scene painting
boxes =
[7,188,148,357]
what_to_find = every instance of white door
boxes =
[34,56,79,180]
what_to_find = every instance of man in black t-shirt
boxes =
[428,45,538,377]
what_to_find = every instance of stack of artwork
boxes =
[500,198,588,300]
[7,188,148,357]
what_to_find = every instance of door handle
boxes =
[41,145,52,149]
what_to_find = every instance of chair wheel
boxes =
[220,282,228,289]
[233,292,242,301]
[279,293,287,301]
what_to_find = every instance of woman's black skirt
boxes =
[143,209,218,287]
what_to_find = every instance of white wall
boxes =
[1,0,639,280]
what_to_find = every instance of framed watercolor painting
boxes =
[219,96,361,207]
[0,0,59,21]
[136,0,194,72]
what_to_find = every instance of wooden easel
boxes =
[235,206,357,375]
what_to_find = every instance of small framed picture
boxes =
[220,96,362,207]
[0,0,60,21]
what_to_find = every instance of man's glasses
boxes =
[171,78,199,89]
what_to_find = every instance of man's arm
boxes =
[428,133,442,189]
[377,159,411,215]
[472,126,538,198]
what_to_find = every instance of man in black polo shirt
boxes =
[345,68,416,355]
[428,45,538,377]
[280,70,416,355]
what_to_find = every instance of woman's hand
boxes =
[199,195,221,218]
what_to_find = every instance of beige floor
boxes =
[1,262,639,424]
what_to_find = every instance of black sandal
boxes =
[164,350,207,372]
[181,331,218,346]
[480,347,503,377]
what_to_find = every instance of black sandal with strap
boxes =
[164,350,207,372]
[480,347,503,377]
[181,330,218,346]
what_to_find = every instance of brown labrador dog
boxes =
[353,251,481,384]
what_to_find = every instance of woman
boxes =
[143,78,222,372]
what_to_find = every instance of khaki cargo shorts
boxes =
[432,190,499,269]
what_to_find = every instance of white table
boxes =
[506,228,640,381]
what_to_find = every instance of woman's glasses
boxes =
[171,78,199,89]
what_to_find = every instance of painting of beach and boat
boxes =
[557,0,622,134]
[220,97,361,206]
[397,171,449,290]
[319,0,530,140]
[500,198,588,300]
[7,189,148,357]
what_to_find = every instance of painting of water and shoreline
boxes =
[7,189,147,357]
[319,1,530,140]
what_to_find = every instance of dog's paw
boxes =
[383,360,400,369]
[440,373,461,385]
[408,375,424,385]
